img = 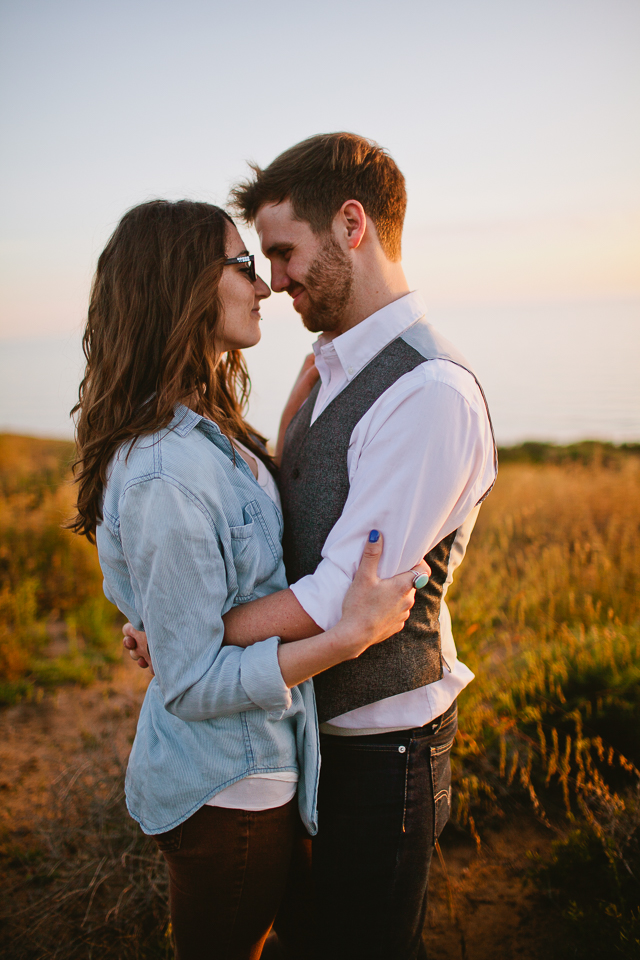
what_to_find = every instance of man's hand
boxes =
[123,623,154,676]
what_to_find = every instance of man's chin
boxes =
[304,311,338,334]
[292,292,341,333]
[292,299,322,333]
[299,310,343,334]
[299,313,324,334]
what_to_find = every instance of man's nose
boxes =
[270,264,290,293]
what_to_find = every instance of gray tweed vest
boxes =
[279,316,497,724]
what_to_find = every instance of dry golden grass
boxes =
[0,435,123,704]
[0,435,638,957]
[446,454,640,956]
[449,457,640,822]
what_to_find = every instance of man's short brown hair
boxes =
[230,133,407,262]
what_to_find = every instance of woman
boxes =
[70,199,426,959]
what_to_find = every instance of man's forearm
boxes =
[222,588,323,647]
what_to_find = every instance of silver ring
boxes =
[412,570,429,589]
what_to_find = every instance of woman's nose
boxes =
[255,275,271,299]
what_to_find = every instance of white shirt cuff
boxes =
[290,559,352,632]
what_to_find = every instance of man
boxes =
[126,133,496,959]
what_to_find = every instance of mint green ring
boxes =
[413,573,429,589]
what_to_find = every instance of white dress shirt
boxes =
[289,291,495,733]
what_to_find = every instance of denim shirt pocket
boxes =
[229,500,279,602]
[244,498,280,563]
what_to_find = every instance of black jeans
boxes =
[312,701,458,960]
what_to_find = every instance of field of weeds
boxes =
[0,434,124,705]
[0,434,639,958]
[448,443,640,956]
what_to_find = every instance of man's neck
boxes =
[322,259,410,340]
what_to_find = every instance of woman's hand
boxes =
[274,354,320,465]
[276,532,430,688]
[335,531,431,659]
[123,623,154,675]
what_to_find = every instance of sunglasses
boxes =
[223,254,256,282]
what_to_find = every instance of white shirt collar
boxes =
[313,291,427,384]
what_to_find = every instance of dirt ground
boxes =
[426,820,562,960]
[0,658,565,959]
[0,657,149,839]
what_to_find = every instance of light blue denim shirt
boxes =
[96,405,319,835]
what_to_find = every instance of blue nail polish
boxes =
[368,529,380,543]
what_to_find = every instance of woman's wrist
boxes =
[277,622,364,689]
[323,621,364,661]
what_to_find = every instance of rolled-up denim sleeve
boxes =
[119,477,291,722]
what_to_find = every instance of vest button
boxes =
[292,467,300,479]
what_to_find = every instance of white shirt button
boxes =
[347,366,354,375]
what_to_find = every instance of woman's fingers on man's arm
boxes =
[354,529,384,582]
[354,529,431,588]
[356,530,430,593]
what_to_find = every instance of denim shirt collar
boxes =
[169,404,256,484]
[169,403,209,437]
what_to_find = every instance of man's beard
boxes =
[297,235,354,333]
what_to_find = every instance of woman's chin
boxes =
[244,325,262,349]
[217,331,262,353]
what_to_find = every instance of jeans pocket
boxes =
[153,822,183,854]
[430,737,454,842]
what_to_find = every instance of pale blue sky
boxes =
[1,0,639,337]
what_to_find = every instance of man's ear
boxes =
[335,200,367,250]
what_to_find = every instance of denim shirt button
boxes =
[398,745,406,754]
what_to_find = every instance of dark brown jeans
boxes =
[154,798,313,960]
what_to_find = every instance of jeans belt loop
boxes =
[410,710,444,740]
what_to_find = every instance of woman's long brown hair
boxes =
[69,199,271,541]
